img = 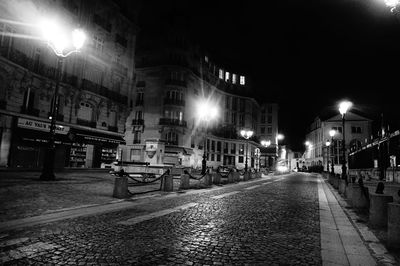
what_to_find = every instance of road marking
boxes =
[0,242,58,263]
[118,202,198,226]
[244,185,261,190]
[211,191,240,199]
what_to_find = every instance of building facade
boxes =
[304,111,372,173]
[0,0,138,168]
[122,31,279,170]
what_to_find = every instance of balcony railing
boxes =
[163,98,185,106]
[21,106,40,117]
[81,79,128,105]
[132,119,144,125]
[159,118,187,127]
[165,79,187,87]
[76,119,96,128]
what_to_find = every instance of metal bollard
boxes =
[204,173,213,186]
[161,175,174,192]
[113,176,129,199]
[212,173,221,185]
[180,174,190,189]
[369,193,393,228]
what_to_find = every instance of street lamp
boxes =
[325,140,331,172]
[329,129,336,175]
[197,99,218,174]
[240,129,254,172]
[338,100,352,183]
[39,20,86,181]
[385,0,400,12]
[261,140,271,169]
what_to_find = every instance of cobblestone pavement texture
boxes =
[0,173,323,265]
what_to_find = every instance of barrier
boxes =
[243,172,250,181]
[203,173,213,186]
[233,172,240,182]
[369,193,393,228]
[338,179,347,195]
[351,185,369,209]
[180,174,190,189]
[212,173,221,184]
[388,203,400,248]
[161,175,173,192]
[113,176,129,199]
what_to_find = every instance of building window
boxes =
[219,69,224,79]
[267,106,273,113]
[207,139,210,150]
[165,131,178,145]
[231,143,236,154]
[240,75,245,85]
[225,96,230,109]
[211,140,215,151]
[217,141,221,152]
[22,87,35,111]
[239,156,244,163]
[261,127,265,134]
[130,149,141,161]
[267,115,272,124]
[267,127,272,134]
[261,113,266,123]
[224,142,229,153]
[93,35,104,52]
[239,99,245,112]
[351,126,362,134]
[239,114,245,127]
[225,112,229,123]
[133,131,141,144]
[211,154,215,161]
[232,74,237,84]
[232,98,238,110]
[217,154,221,161]
[225,71,230,82]
[231,112,237,125]
[239,144,244,155]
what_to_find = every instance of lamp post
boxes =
[338,100,352,183]
[329,129,336,175]
[385,0,400,12]
[39,20,86,181]
[261,140,271,169]
[240,129,254,172]
[305,141,311,170]
[197,99,218,175]
[325,140,331,172]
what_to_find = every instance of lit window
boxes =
[232,74,237,84]
[225,72,230,82]
[93,35,104,52]
[240,76,245,85]
[219,69,224,79]
[205,56,208,62]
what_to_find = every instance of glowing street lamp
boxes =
[39,19,86,181]
[385,0,400,12]
[325,140,331,172]
[338,100,352,183]
[240,129,254,172]
[261,140,271,169]
[197,99,218,174]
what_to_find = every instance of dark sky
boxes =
[138,0,400,151]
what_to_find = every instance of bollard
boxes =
[351,185,369,209]
[233,172,240,182]
[345,183,354,201]
[339,179,347,195]
[204,173,213,186]
[388,202,400,248]
[180,174,190,189]
[161,175,174,192]
[212,173,221,184]
[244,172,250,181]
[332,176,339,189]
[228,172,234,183]
[113,176,129,199]
[369,193,393,228]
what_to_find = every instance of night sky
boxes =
[138,0,400,151]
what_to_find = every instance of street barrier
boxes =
[369,193,393,228]
[388,202,400,248]
[113,176,129,199]
[180,174,190,189]
[212,173,221,184]
[339,179,347,195]
[161,175,173,192]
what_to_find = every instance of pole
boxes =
[331,137,335,175]
[40,56,63,181]
[201,125,207,175]
[245,139,248,172]
[341,114,347,183]
[327,145,330,172]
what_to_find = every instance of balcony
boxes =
[165,79,187,87]
[21,106,40,117]
[132,119,144,125]
[163,98,185,107]
[76,119,96,128]
[81,79,128,105]
[108,126,118,132]
[159,118,187,127]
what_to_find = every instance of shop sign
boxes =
[18,118,69,135]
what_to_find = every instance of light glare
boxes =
[385,0,400,8]
[339,101,352,115]
[329,129,336,137]
[72,29,86,50]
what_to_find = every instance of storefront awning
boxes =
[71,128,126,145]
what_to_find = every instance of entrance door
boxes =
[92,145,102,168]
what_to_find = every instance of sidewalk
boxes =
[320,175,399,265]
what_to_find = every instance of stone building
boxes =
[0,0,138,168]
[122,30,279,170]
[304,111,372,174]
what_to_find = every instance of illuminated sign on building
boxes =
[17,118,70,135]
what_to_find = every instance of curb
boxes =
[321,176,398,266]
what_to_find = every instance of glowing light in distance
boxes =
[197,100,218,121]
[339,101,352,116]
[277,134,284,140]
[329,129,336,137]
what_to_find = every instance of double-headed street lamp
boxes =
[39,20,86,181]
[329,129,336,175]
[197,99,218,175]
[240,129,254,172]
[338,100,352,183]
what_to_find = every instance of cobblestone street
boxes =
[0,173,381,265]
